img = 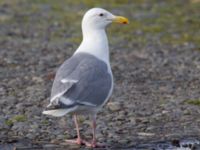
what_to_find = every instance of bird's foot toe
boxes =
[65,139,106,148]
[83,140,106,148]
[65,138,83,145]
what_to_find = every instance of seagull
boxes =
[43,8,128,147]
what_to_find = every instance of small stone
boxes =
[43,144,59,148]
[112,134,120,141]
[29,106,41,116]
[129,117,136,125]
[136,117,149,124]
[95,132,102,138]
[32,76,43,83]
[0,117,10,129]
[56,134,65,140]
[0,87,6,95]
[16,103,24,111]
[162,110,169,114]
[107,102,121,111]
[30,123,39,129]
[12,122,26,131]
[137,132,155,136]
[6,96,17,104]
[60,142,81,149]
[108,132,114,138]
[146,126,156,131]
[119,139,131,144]
[183,109,191,115]
[26,133,35,139]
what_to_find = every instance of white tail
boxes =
[42,106,78,117]
[42,109,69,117]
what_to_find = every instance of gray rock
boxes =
[12,122,27,132]
[43,144,59,149]
[107,102,122,111]
[26,133,36,139]
[0,118,10,129]
[56,134,65,140]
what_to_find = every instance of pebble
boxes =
[12,122,27,131]
[137,132,155,136]
[107,102,121,111]
[119,139,131,144]
[26,133,35,139]
[56,135,65,140]
[43,144,59,149]
[0,117,9,129]
[32,76,43,83]
[129,117,137,125]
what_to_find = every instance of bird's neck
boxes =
[75,29,110,65]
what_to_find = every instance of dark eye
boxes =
[99,13,104,17]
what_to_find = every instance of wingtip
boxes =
[47,103,52,108]
[42,110,48,115]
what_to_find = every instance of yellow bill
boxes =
[112,16,129,24]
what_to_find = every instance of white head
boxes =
[76,8,128,64]
[82,8,129,32]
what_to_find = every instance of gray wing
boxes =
[50,53,112,109]
[50,54,80,102]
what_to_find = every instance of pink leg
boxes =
[92,117,97,146]
[65,114,83,145]
[65,114,105,147]
[84,115,105,148]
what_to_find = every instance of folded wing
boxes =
[45,53,112,115]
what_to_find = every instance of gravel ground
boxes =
[0,0,200,149]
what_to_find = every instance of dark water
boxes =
[1,138,200,150]
[134,138,200,150]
